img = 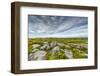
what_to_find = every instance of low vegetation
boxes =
[28,38,88,60]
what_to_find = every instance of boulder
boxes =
[76,44,88,49]
[32,44,40,49]
[32,49,39,53]
[50,41,57,48]
[40,44,50,50]
[51,46,60,54]
[28,53,35,61]
[64,50,73,59]
[33,51,47,60]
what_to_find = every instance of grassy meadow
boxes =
[28,38,88,60]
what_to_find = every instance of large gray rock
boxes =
[28,53,35,60]
[64,50,73,59]
[40,44,50,50]
[33,51,47,60]
[50,41,58,48]
[32,44,40,49]
[51,46,60,54]
[77,44,88,50]
[32,49,39,53]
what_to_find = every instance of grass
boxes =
[28,38,88,60]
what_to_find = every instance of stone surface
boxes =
[40,44,50,50]
[28,53,35,60]
[29,41,87,60]
[32,51,47,60]
[32,44,40,49]
[50,41,57,48]
[51,46,60,53]
[64,50,73,59]
[32,49,39,53]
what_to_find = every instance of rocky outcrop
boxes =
[63,50,73,59]
[28,41,88,60]
[32,44,40,49]
[29,51,47,60]
[40,43,50,50]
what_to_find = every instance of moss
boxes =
[46,50,67,60]
[72,48,87,58]
[28,38,88,60]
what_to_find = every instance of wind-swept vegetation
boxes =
[28,38,88,60]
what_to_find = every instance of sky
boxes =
[28,15,88,38]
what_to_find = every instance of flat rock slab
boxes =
[28,51,47,60]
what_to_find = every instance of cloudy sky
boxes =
[28,15,88,38]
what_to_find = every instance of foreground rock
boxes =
[32,44,40,49]
[50,41,58,48]
[40,43,50,50]
[64,50,73,59]
[32,49,39,53]
[29,51,47,60]
[51,46,60,52]
[29,41,87,60]
[28,53,34,60]
[34,51,47,60]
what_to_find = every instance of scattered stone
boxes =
[32,44,40,49]
[33,51,47,60]
[28,53,35,60]
[32,49,39,53]
[50,41,57,48]
[29,41,87,60]
[64,50,73,59]
[40,44,50,50]
[51,46,60,53]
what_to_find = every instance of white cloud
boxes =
[28,15,88,38]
